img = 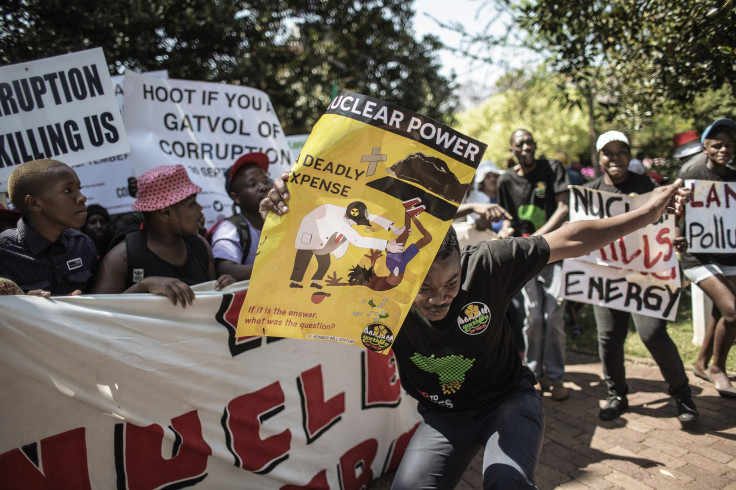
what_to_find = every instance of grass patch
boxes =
[564,289,736,373]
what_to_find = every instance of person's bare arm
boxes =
[544,180,690,264]
[532,191,569,236]
[455,203,512,222]
[216,259,254,281]
[90,241,129,294]
[198,234,235,290]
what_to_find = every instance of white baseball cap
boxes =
[596,131,630,152]
[473,160,505,184]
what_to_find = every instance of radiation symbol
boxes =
[350,207,360,218]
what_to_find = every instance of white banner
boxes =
[568,186,678,273]
[684,179,736,253]
[0,285,420,489]
[123,72,293,227]
[561,259,681,321]
[0,48,130,191]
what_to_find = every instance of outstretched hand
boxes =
[646,178,691,219]
[259,172,290,220]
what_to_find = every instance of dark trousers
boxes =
[594,305,690,398]
[290,249,330,283]
[391,379,543,490]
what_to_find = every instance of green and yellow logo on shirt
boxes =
[456,301,491,335]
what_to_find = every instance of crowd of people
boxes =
[1,118,734,488]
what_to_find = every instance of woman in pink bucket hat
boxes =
[92,164,234,306]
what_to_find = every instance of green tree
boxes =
[454,68,589,167]
[510,0,736,145]
[0,0,456,133]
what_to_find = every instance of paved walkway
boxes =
[370,350,736,489]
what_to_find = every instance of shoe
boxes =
[407,205,426,217]
[599,395,628,421]
[310,282,322,289]
[402,197,422,209]
[716,386,736,399]
[289,282,303,289]
[692,365,711,382]
[550,382,569,401]
[675,396,699,423]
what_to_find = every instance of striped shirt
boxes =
[0,218,97,295]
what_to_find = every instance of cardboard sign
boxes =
[122,71,292,226]
[0,48,130,190]
[568,186,678,273]
[684,179,736,253]
[561,259,681,321]
[237,92,486,352]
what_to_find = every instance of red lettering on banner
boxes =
[298,365,346,443]
[689,182,703,207]
[0,428,91,490]
[362,350,401,408]
[655,228,674,262]
[383,422,419,473]
[617,238,641,265]
[706,184,721,207]
[280,468,329,490]
[224,382,291,473]
[117,410,211,489]
[642,234,663,269]
[338,439,377,490]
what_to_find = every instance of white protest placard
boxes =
[561,259,681,321]
[568,185,678,273]
[0,48,130,191]
[123,71,292,227]
[684,179,736,253]
[72,72,169,215]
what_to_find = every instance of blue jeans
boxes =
[522,262,566,383]
[391,379,543,489]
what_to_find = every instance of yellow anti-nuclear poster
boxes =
[237,92,486,353]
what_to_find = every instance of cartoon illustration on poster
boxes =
[237,92,487,352]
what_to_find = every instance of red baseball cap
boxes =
[225,152,269,194]
[672,131,701,159]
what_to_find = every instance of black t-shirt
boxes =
[678,162,736,269]
[584,172,656,195]
[392,236,549,412]
[497,158,569,237]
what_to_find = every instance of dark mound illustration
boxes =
[386,152,466,204]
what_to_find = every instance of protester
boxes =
[554,151,583,186]
[82,203,111,259]
[679,118,736,398]
[673,130,704,174]
[0,159,96,296]
[260,169,691,488]
[455,160,507,233]
[91,164,235,307]
[497,129,571,401]
[586,131,697,422]
[207,152,271,281]
[628,151,646,175]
